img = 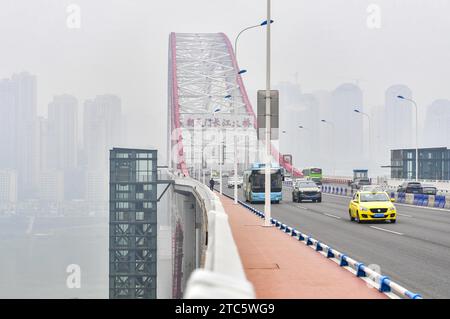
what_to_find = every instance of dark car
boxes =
[292,180,322,203]
[421,185,437,195]
[397,181,422,194]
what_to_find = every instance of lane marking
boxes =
[398,213,412,218]
[369,226,404,236]
[297,206,309,210]
[323,213,341,219]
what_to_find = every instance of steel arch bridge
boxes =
[168,32,301,177]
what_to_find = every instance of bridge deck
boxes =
[217,193,386,299]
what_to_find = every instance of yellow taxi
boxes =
[348,191,396,223]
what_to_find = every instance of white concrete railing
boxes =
[322,175,450,193]
[172,173,255,299]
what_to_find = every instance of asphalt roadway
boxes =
[220,181,450,298]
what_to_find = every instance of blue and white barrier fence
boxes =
[221,191,423,299]
[298,182,450,210]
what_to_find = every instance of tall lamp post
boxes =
[397,95,419,181]
[321,119,335,176]
[233,19,273,205]
[264,0,272,227]
[354,109,372,169]
[298,125,310,168]
[281,127,308,175]
[213,106,224,194]
[281,130,294,177]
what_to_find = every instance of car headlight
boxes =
[360,206,369,212]
[389,206,396,211]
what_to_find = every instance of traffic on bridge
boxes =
[2,0,450,314]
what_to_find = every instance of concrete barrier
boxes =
[405,193,414,205]
[428,195,435,207]
[413,194,419,206]
[322,184,450,211]
[446,196,450,209]
[435,195,445,208]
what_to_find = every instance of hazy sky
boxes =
[1,0,450,153]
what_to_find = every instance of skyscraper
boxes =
[83,95,124,213]
[0,73,38,199]
[276,82,320,168]
[47,95,78,170]
[0,79,17,170]
[424,99,450,148]
[384,85,414,150]
[83,95,123,170]
[0,170,17,210]
[331,83,364,174]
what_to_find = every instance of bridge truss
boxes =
[168,32,300,177]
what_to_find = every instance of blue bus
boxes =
[243,163,283,204]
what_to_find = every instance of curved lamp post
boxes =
[397,95,419,181]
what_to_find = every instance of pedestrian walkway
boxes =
[217,193,386,299]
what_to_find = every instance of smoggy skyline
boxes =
[2,0,450,157]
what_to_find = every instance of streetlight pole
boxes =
[321,120,335,176]
[281,130,294,177]
[298,125,310,168]
[213,106,224,194]
[354,109,372,169]
[264,0,272,227]
[219,129,223,194]
[397,96,419,181]
[233,20,273,203]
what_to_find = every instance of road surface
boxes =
[220,181,450,298]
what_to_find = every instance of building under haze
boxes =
[0,79,17,170]
[423,99,450,148]
[0,73,39,199]
[84,95,123,170]
[84,95,124,212]
[330,83,364,175]
[384,85,414,151]
[276,82,320,169]
[47,95,78,170]
[0,170,17,210]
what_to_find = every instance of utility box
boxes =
[257,90,279,140]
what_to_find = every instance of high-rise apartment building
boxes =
[48,95,78,170]
[0,73,38,199]
[0,170,17,210]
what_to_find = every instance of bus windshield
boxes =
[250,171,282,192]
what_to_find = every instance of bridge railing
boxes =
[318,183,450,209]
[172,173,255,299]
